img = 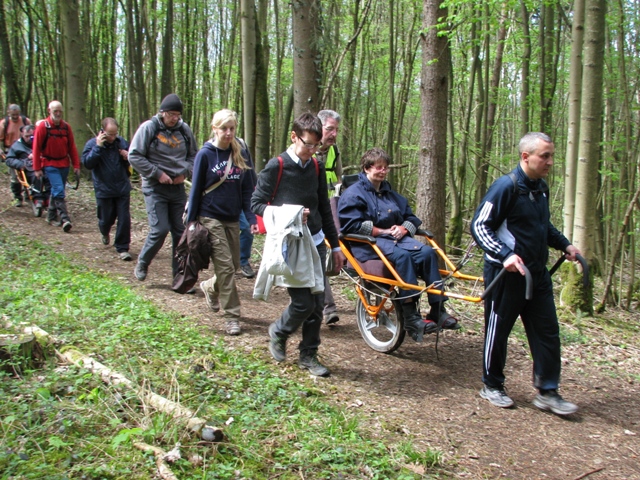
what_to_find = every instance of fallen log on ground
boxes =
[23,325,223,442]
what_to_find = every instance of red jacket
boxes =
[32,117,80,171]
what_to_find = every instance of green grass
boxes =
[0,227,442,479]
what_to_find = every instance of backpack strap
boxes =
[149,116,191,158]
[269,155,318,203]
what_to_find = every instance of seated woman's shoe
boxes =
[427,305,461,330]
[401,302,424,343]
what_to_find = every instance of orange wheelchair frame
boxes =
[337,228,486,352]
[15,169,46,217]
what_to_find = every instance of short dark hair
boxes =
[101,117,119,130]
[292,113,322,142]
[360,147,390,172]
[20,124,34,133]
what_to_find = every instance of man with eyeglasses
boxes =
[82,117,133,261]
[1,104,31,207]
[252,113,345,377]
[129,93,198,285]
[315,109,343,325]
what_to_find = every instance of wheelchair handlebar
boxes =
[482,264,533,301]
[548,253,589,288]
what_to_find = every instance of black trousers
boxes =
[482,263,561,391]
[96,195,131,253]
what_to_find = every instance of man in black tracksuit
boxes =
[471,132,581,416]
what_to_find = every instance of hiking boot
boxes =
[119,251,132,261]
[401,302,424,343]
[13,197,23,207]
[200,281,220,312]
[423,319,438,334]
[101,233,110,245]
[533,390,578,416]
[298,353,330,377]
[62,221,72,233]
[225,319,241,336]
[33,200,43,217]
[324,312,340,325]
[240,263,255,278]
[479,385,514,408]
[268,323,287,363]
[134,262,148,281]
[427,306,461,330]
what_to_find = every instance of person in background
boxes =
[252,113,344,377]
[1,104,32,207]
[471,132,580,416]
[5,124,49,216]
[128,93,197,284]
[315,109,343,325]
[185,109,259,336]
[33,100,80,233]
[82,117,132,261]
[338,147,460,342]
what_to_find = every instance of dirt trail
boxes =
[1,176,639,479]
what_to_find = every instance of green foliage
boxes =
[0,228,440,478]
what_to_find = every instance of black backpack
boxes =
[3,115,28,131]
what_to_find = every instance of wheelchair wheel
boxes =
[355,281,405,353]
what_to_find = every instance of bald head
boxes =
[48,101,63,125]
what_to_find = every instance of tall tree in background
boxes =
[0,0,24,107]
[292,0,321,117]
[563,0,585,238]
[417,0,450,246]
[572,0,606,314]
[160,0,174,99]
[240,0,257,156]
[60,0,90,153]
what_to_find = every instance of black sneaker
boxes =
[533,390,578,415]
[268,323,286,362]
[240,264,255,278]
[479,385,514,408]
[62,221,73,233]
[298,353,330,377]
[101,233,110,245]
[324,312,340,325]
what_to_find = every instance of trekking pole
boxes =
[482,264,532,301]
[548,253,589,288]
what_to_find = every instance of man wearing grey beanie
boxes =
[128,93,198,287]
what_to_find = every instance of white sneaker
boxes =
[480,385,514,408]
[200,281,220,312]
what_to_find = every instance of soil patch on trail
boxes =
[1,175,639,478]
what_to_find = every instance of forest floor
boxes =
[1,173,639,479]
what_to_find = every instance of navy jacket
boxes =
[6,138,34,171]
[338,172,424,261]
[186,140,257,225]
[471,164,570,273]
[82,136,131,198]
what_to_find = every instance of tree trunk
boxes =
[240,0,257,156]
[60,0,90,155]
[160,0,174,98]
[417,0,450,248]
[571,0,606,315]
[563,0,585,238]
[254,11,270,171]
[519,1,531,135]
[292,0,321,117]
[0,0,23,106]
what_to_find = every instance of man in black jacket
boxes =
[471,132,581,416]
[81,118,132,261]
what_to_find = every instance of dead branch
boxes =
[26,325,222,442]
[133,442,179,480]
[573,467,604,480]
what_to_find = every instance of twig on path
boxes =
[572,467,604,480]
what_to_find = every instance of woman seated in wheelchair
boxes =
[337,147,459,342]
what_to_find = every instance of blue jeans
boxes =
[239,211,253,266]
[43,166,69,199]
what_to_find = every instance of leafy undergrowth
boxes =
[0,229,441,479]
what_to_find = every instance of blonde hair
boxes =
[210,109,249,170]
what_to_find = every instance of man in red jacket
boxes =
[33,100,81,232]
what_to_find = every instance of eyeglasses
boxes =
[370,165,390,172]
[297,137,322,150]
[163,111,182,119]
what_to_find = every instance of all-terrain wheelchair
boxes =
[15,169,49,218]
